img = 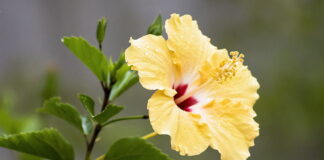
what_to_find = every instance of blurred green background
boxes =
[0,0,323,159]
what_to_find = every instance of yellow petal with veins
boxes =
[148,90,210,156]
[125,35,176,96]
[203,100,259,160]
[165,14,217,82]
[204,63,259,106]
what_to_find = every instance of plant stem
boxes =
[99,43,102,51]
[100,82,110,111]
[85,82,110,160]
[142,132,158,140]
[102,115,148,127]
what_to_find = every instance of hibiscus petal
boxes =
[165,14,217,83]
[125,35,176,96]
[148,90,210,156]
[205,62,260,107]
[203,100,259,160]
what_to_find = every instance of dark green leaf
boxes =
[147,14,163,35]
[78,94,95,116]
[104,137,172,160]
[0,128,74,160]
[93,104,124,124]
[109,64,138,101]
[62,37,109,82]
[81,116,93,135]
[38,97,84,133]
[96,17,107,44]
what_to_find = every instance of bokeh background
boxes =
[0,0,323,159]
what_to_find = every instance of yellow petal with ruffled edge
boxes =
[165,14,217,82]
[202,100,259,160]
[125,35,176,96]
[215,64,259,106]
[148,90,210,156]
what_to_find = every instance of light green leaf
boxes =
[78,94,95,116]
[62,37,109,82]
[109,64,138,101]
[93,104,124,124]
[107,57,115,85]
[0,128,74,160]
[38,97,84,133]
[114,52,126,71]
[81,116,93,135]
[147,14,163,36]
[104,137,172,160]
[96,17,107,45]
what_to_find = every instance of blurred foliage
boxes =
[41,67,59,101]
[0,91,41,135]
[0,67,61,160]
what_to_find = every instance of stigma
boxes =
[173,84,198,112]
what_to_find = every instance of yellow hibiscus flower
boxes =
[125,13,260,160]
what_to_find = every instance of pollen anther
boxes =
[211,51,244,83]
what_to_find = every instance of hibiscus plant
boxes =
[0,14,259,160]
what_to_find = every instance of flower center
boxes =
[173,84,198,112]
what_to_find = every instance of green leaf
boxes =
[0,128,74,160]
[81,116,93,135]
[147,14,163,36]
[114,52,126,71]
[96,17,107,45]
[62,37,109,82]
[93,104,124,124]
[107,57,115,85]
[104,137,172,160]
[78,94,95,116]
[39,97,85,133]
[109,64,138,101]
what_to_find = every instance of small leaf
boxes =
[109,64,138,101]
[104,137,172,160]
[78,94,95,116]
[0,128,74,160]
[107,57,115,85]
[93,104,124,124]
[38,97,84,133]
[81,116,93,135]
[147,14,163,36]
[62,37,109,82]
[114,52,126,71]
[96,17,107,45]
